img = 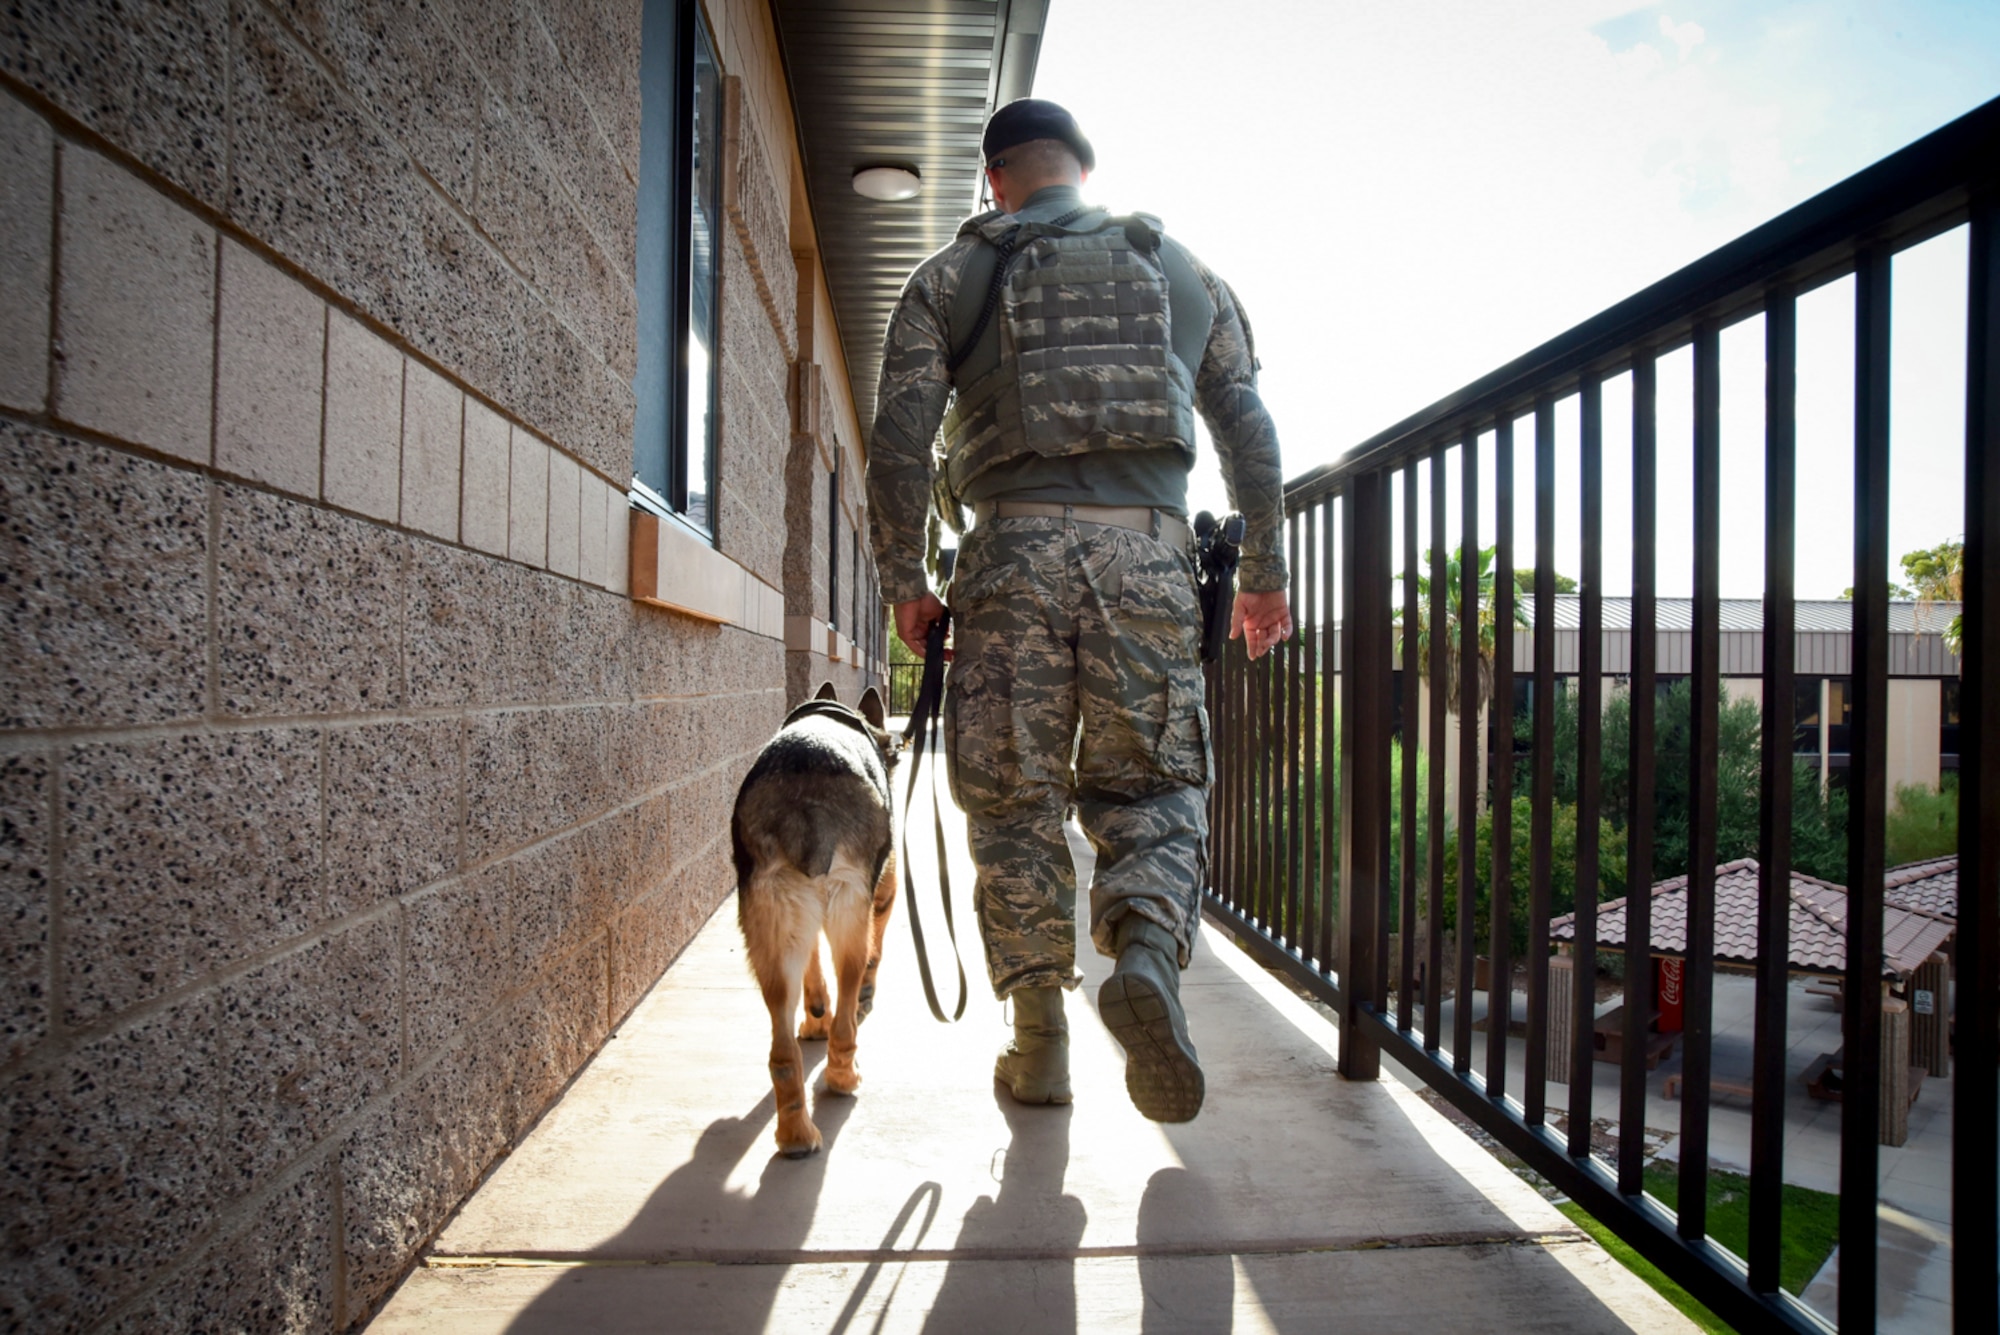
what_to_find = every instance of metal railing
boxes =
[1205,96,1998,1333]
[887,656,924,717]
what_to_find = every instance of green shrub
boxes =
[1251,669,1926,939]
[1525,678,1853,884]
[1385,737,1430,931]
[1572,679,1761,881]
[1440,796,1626,956]
[1233,676,1341,935]
[1886,774,1958,865]
[1789,762,1850,882]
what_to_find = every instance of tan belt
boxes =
[970,500,1190,550]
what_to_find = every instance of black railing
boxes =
[887,655,923,717]
[1206,96,1999,1333]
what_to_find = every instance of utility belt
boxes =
[967,499,1191,552]
[964,501,1239,661]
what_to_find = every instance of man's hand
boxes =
[1231,589,1293,660]
[895,593,949,658]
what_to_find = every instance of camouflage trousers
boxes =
[943,515,1212,999]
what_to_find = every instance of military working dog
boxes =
[731,684,900,1157]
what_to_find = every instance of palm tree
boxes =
[1395,544,1529,716]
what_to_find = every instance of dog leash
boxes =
[900,610,968,1022]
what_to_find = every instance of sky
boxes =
[1031,0,2000,600]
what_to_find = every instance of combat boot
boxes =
[1098,916,1204,1121]
[994,985,1072,1104]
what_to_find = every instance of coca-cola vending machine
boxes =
[1656,957,1685,1032]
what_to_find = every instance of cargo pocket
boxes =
[943,552,1014,815]
[1161,665,1212,787]
[1110,564,1206,787]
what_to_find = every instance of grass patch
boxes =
[1644,1163,1841,1296]
[1555,1200,1731,1334]
[1557,1164,1840,1330]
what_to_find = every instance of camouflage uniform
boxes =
[867,185,1288,998]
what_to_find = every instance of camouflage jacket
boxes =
[865,186,1291,604]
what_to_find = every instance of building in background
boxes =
[1498,597,1964,798]
[1349,595,1964,816]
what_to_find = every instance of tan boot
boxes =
[1098,916,1204,1122]
[994,985,1072,1104]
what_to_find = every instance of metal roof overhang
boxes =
[771,0,1047,439]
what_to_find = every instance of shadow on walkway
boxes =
[368,808,1699,1334]
[923,1094,1086,1333]
[1136,1166,1232,1333]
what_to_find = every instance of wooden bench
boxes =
[1591,1005,1678,1070]
[1663,1073,1753,1102]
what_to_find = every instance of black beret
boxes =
[982,98,1095,172]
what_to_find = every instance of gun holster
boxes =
[1193,511,1244,663]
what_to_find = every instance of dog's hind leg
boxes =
[858,849,898,1022]
[759,954,821,1156]
[797,941,831,1040]
[743,882,822,1158]
[824,892,872,1095]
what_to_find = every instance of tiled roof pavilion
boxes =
[1551,858,1958,981]
[1884,856,1960,919]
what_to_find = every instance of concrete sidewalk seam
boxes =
[423,1228,1589,1269]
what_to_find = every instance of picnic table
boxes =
[1802,1048,1925,1108]
[1592,1004,1677,1070]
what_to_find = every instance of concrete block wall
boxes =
[780,258,882,707]
[0,0,875,1328]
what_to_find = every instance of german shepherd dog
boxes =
[731,684,900,1157]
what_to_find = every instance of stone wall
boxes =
[782,354,879,706]
[0,1,877,1329]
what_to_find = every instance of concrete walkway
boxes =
[369,804,1694,1333]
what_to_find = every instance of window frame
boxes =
[1939,675,1961,770]
[633,0,723,538]
[828,452,841,635]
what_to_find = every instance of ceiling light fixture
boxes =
[852,165,922,201]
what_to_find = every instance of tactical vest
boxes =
[937,209,1203,508]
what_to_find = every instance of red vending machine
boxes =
[1656,957,1685,1032]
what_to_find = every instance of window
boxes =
[633,0,722,534]
[1793,679,1821,754]
[1940,677,1961,770]
[1823,678,1853,758]
[1794,678,1854,777]
[828,454,840,634]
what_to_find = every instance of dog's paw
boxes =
[797,1013,832,1040]
[824,1064,862,1096]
